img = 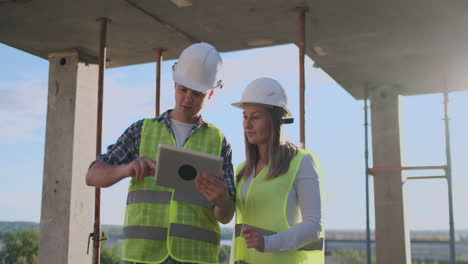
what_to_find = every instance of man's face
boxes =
[174,83,210,120]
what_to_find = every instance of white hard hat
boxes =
[232,78,293,122]
[172,42,223,93]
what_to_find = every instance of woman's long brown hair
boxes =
[237,106,298,181]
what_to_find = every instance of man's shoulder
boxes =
[137,117,168,125]
[126,118,145,130]
[202,122,227,139]
[138,117,167,131]
[203,122,222,131]
[126,118,164,135]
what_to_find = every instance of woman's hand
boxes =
[242,226,265,252]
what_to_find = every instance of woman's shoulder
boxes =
[297,149,321,163]
[296,149,323,180]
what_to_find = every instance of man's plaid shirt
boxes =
[97,109,236,200]
[98,110,235,264]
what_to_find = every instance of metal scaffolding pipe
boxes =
[364,87,371,264]
[93,17,109,264]
[400,165,447,170]
[368,165,447,175]
[406,175,447,180]
[444,90,456,264]
[297,6,307,148]
[154,48,164,116]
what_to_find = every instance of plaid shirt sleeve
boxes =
[221,136,236,201]
[96,119,144,165]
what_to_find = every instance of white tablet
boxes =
[155,144,223,193]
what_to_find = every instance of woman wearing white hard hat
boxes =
[231,78,324,264]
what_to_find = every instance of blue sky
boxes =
[1,42,467,231]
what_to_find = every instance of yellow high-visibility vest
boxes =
[234,149,325,264]
[122,118,223,264]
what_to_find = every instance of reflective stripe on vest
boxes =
[124,226,167,241]
[126,190,171,205]
[123,224,220,245]
[234,224,324,251]
[173,190,213,209]
[234,149,325,264]
[126,189,212,209]
[170,223,220,245]
[122,118,223,264]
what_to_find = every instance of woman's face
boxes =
[243,104,271,145]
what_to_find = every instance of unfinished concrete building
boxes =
[1,0,467,263]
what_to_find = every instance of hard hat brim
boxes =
[231,101,292,119]
[173,71,220,93]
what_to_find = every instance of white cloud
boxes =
[0,80,47,144]
[101,77,177,141]
[0,190,41,222]
[0,75,168,145]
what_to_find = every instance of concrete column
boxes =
[38,50,98,264]
[370,88,411,264]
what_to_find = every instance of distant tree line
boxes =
[0,228,231,264]
[2,222,468,264]
[0,229,38,264]
[0,229,123,264]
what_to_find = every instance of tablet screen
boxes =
[155,144,223,193]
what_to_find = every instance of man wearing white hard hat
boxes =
[231,78,324,264]
[86,43,235,264]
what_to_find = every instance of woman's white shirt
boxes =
[240,154,322,252]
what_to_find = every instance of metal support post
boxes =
[154,48,164,116]
[297,6,308,148]
[444,90,456,264]
[93,17,109,264]
[364,87,372,264]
